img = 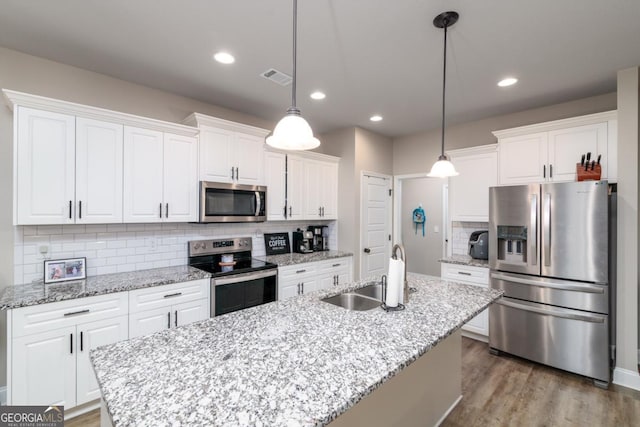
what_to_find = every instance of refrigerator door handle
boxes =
[496,298,605,323]
[543,192,551,267]
[491,272,605,294]
[530,194,537,266]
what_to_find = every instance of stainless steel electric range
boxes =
[188,237,278,317]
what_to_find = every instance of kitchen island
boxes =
[91,274,502,426]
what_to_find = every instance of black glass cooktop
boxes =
[189,254,276,277]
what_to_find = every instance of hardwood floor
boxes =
[67,337,640,426]
[442,337,640,427]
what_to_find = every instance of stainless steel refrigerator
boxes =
[488,180,615,387]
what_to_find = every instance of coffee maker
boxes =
[308,225,329,251]
[292,229,314,253]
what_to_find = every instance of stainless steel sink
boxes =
[353,283,383,300]
[321,292,381,311]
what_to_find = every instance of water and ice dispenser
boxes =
[496,225,528,264]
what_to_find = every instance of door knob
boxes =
[364,248,371,254]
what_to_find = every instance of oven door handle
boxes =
[213,269,277,286]
[491,272,605,294]
[496,298,606,323]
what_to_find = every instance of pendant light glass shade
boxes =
[266,110,320,150]
[266,0,320,151]
[428,11,459,178]
[427,156,459,178]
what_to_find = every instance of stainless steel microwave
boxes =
[199,181,266,223]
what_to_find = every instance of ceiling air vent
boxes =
[261,68,292,86]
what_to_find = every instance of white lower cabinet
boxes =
[441,263,489,339]
[9,293,129,407]
[7,279,209,410]
[128,279,209,338]
[278,256,353,299]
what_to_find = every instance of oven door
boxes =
[200,181,266,223]
[211,269,277,316]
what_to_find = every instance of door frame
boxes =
[359,171,393,280]
[393,173,448,259]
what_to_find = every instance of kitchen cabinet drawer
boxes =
[11,292,128,338]
[278,263,317,281]
[441,263,488,285]
[129,279,209,313]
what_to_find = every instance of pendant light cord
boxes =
[291,0,298,110]
[440,18,448,159]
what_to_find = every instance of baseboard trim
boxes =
[613,367,640,391]
[435,394,463,427]
[65,400,100,420]
[461,330,488,343]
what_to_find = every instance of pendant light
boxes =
[266,0,320,151]
[427,11,459,178]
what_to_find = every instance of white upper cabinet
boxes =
[265,151,287,221]
[497,133,548,185]
[183,113,268,185]
[266,151,339,221]
[16,107,76,225]
[6,90,200,225]
[76,118,123,224]
[448,144,498,222]
[123,126,165,222]
[287,154,305,221]
[494,111,617,185]
[123,127,198,223]
[163,133,198,221]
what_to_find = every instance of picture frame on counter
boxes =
[264,233,291,255]
[44,257,87,284]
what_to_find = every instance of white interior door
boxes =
[360,173,392,280]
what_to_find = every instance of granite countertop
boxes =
[0,266,211,310]
[92,273,502,427]
[439,255,490,268]
[262,250,353,267]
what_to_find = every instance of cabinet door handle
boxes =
[458,271,472,276]
[332,263,341,267]
[296,269,306,274]
[70,333,73,354]
[175,310,178,327]
[79,201,82,219]
[69,200,72,219]
[550,164,553,178]
[322,207,325,217]
[159,203,162,218]
[543,164,546,178]
[64,309,90,317]
[297,283,300,295]
[302,282,304,294]
[236,167,239,180]
[283,205,287,219]
[167,312,171,329]
[289,206,292,217]
[164,292,182,298]
[166,203,169,218]
[80,331,84,352]
[231,167,235,179]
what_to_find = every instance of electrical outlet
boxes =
[39,245,50,258]
[434,226,439,233]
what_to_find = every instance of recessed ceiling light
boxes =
[310,91,326,100]
[370,115,383,122]
[213,52,235,65]
[498,77,518,87]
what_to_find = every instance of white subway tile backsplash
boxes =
[450,221,489,256]
[12,220,338,285]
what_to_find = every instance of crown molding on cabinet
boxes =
[183,112,270,138]
[447,143,498,158]
[3,89,199,137]
[491,110,617,140]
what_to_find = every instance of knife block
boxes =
[576,163,601,181]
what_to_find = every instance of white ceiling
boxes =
[1,0,639,138]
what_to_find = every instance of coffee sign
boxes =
[264,233,291,255]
